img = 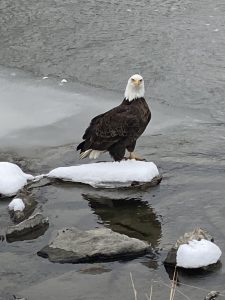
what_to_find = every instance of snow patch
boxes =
[8,198,25,212]
[48,160,159,188]
[0,162,34,197]
[176,239,222,268]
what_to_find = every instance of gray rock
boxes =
[174,228,213,249]
[38,227,150,263]
[6,213,49,243]
[8,189,37,223]
[8,177,52,224]
[164,228,214,266]
[204,291,220,300]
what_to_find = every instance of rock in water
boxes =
[38,227,150,263]
[47,160,160,188]
[174,228,214,248]
[8,189,38,223]
[204,291,220,300]
[164,228,222,269]
[0,162,34,197]
[6,213,49,242]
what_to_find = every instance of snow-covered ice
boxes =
[0,162,34,197]
[8,198,25,211]
[176,239,222,268]
[48,160,159,188]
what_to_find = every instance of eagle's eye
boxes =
[131,78,135,82]
[139,79,143,82]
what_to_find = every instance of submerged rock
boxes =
[38,227,150,263]
[6,213,49,243]
[164,228,221,269]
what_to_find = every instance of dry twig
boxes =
[130,272,138,300]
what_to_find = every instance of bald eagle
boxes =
[77,74,151,161]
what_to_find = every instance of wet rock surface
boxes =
[38,227,150,263]
[6,213,49,243]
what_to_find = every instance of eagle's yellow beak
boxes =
[133,79,141,86]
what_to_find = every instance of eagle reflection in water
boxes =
[82,193,161,248]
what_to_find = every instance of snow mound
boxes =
[8,198,25,212]
[0,162,34,197]
[176,239,222,268]
[48,160,159,188]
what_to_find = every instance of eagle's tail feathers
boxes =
[80,149,92,159]
[80,149,103,160]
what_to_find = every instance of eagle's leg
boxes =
[128,152,146,161]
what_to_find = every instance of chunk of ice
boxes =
[176,239,222,268]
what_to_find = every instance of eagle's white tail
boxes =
[80,149,92,159]
[80,149,102,160]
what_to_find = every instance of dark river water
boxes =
[1,0,225,299]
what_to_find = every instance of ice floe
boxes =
[8,198,25,212]
[0,162,34,197]
[176,239,222,268]
[48,160,159,188]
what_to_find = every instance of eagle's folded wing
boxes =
[84,105,140,141]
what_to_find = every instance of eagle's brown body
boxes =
[77,97,151,161]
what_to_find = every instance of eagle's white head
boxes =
[124,74,145,101]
